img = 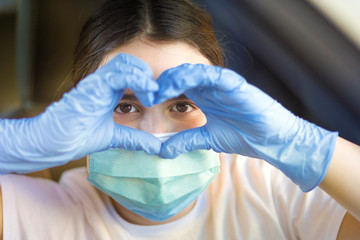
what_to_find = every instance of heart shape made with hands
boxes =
[123,60,298,160]
[102,54,339,193]
[106,53,270,158]
[119,69,217,158]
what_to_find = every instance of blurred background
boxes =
[1,0,359,179]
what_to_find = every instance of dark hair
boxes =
[64,0,223,91]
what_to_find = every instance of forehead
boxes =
[103,38,211,79]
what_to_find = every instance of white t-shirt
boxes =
[0,154,346,240]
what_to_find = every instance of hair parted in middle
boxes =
[63,0,223,93]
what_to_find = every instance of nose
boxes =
[138,111,170,134]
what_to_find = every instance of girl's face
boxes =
[102,38,211,133]
[96,39,213,225]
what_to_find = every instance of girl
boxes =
[0,0,359,239]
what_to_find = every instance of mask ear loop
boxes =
[86,155,90,174]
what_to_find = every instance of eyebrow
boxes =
[120,93,190,102]
[121,94,140,101]
[169,94,190,101]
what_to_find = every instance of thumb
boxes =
[110,125,162,155]
[159,126,211,159]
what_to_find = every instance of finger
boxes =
[159,126,211,159]
[77,63,158,96]
[108,54,157,93]
[106,72,158,107]
[106,61,158,107]
[110,125,162,155]
[106,71,158,92]
[109,53,153,78]
[77,53,158,107]
[154,64,244,104]
[75,73,157,111]
[95,52,158,92]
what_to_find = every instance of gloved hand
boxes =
[156,64,338,192]
[0,54,161,174]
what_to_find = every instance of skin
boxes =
[319,137,360,238]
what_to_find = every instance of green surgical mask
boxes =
[87,133,220,221]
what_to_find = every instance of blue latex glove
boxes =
[156,64,338,192]
[0,54,161,174]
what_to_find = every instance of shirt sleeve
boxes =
[0,174,90,240]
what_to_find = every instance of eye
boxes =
[170,102,195,113]
[114,103,138,113]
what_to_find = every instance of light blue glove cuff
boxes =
[248,115,339,192]
[276,121,338,192]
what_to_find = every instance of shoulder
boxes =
[0,168,101,239]
[0,169,91,215]
[0,173,64,200]
[213,154,346,239]
[0,167,91,203]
